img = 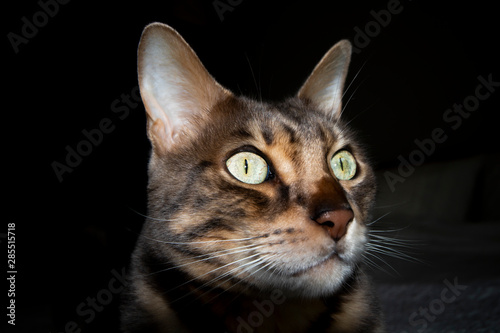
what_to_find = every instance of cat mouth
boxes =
[290,251,343,277]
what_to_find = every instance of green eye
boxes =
[331,150,357,180]
[226,152,269,184]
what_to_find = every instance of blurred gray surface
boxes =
[370,154,500,332]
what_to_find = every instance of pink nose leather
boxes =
[315,209,354,241]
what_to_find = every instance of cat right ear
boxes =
[297,40,352,118]
[138,23,231,153]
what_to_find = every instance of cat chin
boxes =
[251,254,357,298]
[282,261,354,298]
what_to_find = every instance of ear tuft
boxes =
[138,23,230,153]
[298,40,352,117]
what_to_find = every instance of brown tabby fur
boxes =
[121,23,384,333]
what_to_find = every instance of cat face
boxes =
[138,24,376,298]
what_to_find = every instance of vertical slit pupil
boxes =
[244,159,248,174]
[339,157,344,171]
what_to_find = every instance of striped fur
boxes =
[121,23,384,333]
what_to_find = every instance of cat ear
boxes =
[297,40,352,118]
[138,23,231,152]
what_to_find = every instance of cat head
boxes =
[137,23,376,297]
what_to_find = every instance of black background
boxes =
[5,0,500,332]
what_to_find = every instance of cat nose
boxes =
[314,209,354,241]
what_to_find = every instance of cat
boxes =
[121,22,384,333]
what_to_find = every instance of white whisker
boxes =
[342,60,368,100]
[338,77,367,120]
[367,244,425,265]
[362,252,399,275]
[369,234,422,248]
[335,61,368,123]
[213,254,272,287]
[140,234,266,246]
[146,244,266,276]
[205,254,278,302]
[366,243,420,262]
[167,251,266,304]
[244,53,263,104]
[191,254,275,303]
[366,212,392,226]
[373,201,410,210]
[128,208,180,223]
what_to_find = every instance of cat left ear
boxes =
[138,23,231,153]
[298,40,352,118]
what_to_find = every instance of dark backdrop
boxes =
[5,0,499,332]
